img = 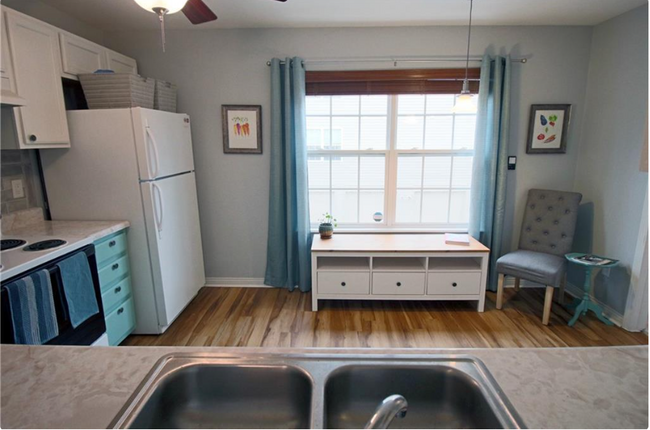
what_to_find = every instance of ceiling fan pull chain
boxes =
[159,11,166,52]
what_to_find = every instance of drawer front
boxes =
[373,272,425,295]
[428,272,481,295]
[105,297,136,346]
[101,276,132,314]
[98,255,129,289]
[95,232,127,267]
[318,272,370,295]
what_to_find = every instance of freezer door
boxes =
[140,172,205,328]
[132,108,195,180]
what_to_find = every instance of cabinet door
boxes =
[0,11,17,94]
[106,49,137,74]
[6,11,69,147]
[59,32,107,78]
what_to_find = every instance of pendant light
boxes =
[453,0,477,113]
[134,0,189,52]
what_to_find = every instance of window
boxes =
[306,94,477,229]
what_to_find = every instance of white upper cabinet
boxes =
[59,32,107,78]
[1,11,18,95]
[106,50,138,74]
[6,11,70,148]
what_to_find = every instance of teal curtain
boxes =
[264,57,312,292]
[469,54,511,290]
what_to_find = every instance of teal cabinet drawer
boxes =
[98,255,129,290]
[105,297,135,346]
[101,277,131,314]
[95,232,127,267]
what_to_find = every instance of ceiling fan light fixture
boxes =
[134,0,189,14]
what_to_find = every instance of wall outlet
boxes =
[11,179,24,199]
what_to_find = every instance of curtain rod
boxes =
[266,56,528,66]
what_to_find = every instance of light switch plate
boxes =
[11,179,24,199]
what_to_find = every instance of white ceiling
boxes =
[38,0,648,30]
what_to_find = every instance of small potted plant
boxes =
[318,213,337,239]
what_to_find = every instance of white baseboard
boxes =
[503,277,624,326]
[204,277,270,288]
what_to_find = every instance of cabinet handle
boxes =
[452,282,458,287]
[396,282,402,287]
[112,263,119,270]
[114,286,122,294]
[117,307,124,315]
[28,134,37,142]
[341,282,346,287]
[109,240,117,247]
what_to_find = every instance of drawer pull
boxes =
[452,282,458,287]
[114,286,122,294]
[396,282,402,287]
[117,307,124,315]
[112,263,119,270]
[341,282,346,287]
[28,134,37,142]
[109,240,117,247]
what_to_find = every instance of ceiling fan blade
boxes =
[182,0,218,25]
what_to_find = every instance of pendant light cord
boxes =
[464,0,473,85]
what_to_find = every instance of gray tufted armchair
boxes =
[496,189,582,325]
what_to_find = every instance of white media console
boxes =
[311,234,490,312]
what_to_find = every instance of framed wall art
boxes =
[222,105,262,154]
[526,104,571,154]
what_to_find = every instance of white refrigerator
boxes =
[41,108,205,334]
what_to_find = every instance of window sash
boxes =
[307,94,475,229]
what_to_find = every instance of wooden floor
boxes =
[124,287,648,348]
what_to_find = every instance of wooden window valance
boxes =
[305,68,480,96]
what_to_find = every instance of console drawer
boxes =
[428,272,481,295]
[372,272,425,295]
[317,272,370,295]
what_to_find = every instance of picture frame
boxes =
[526,104,571,154]
[221,105,262,154]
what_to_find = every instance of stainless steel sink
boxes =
[325,365,504,428]
[110,354,525,429]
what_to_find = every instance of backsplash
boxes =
[1,150,44,215]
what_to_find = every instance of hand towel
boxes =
[57,252,99,328]
[5,269,59,344]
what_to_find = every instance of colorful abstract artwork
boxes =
[526,104,571,154]
[222,105,262,154]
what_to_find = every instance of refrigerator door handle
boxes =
[145,126,161,179]
[152,183,164,239]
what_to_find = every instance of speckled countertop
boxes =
[1,209,129,280]
[1,345,647,429]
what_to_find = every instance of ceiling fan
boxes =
[133,0,286,51]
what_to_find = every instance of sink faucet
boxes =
[364,394,408,429]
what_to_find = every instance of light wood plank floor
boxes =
[123,287,648,348]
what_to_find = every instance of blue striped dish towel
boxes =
[5,270,59,344]
[57,252,99,328]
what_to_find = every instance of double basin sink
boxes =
[110,353,525,429]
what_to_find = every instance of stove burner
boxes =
[23,239,67,252]
[1,239,27,251]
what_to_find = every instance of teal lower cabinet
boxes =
[94,230,136,346]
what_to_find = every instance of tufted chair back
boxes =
[519,189,582,257]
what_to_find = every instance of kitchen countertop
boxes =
[1,344,647,429]
[1,218,130,280]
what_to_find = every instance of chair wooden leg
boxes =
[558,275,566,305]
[542,286,554,325]
[514,277,521,292]
[496,273,505,310]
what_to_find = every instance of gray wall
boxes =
[570,5,649,314]
[104,25,594,279]
[0,148,43,215]
[2,0,106,45]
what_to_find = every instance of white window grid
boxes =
[307,94,475,230]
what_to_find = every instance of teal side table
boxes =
[565,253,619,327]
